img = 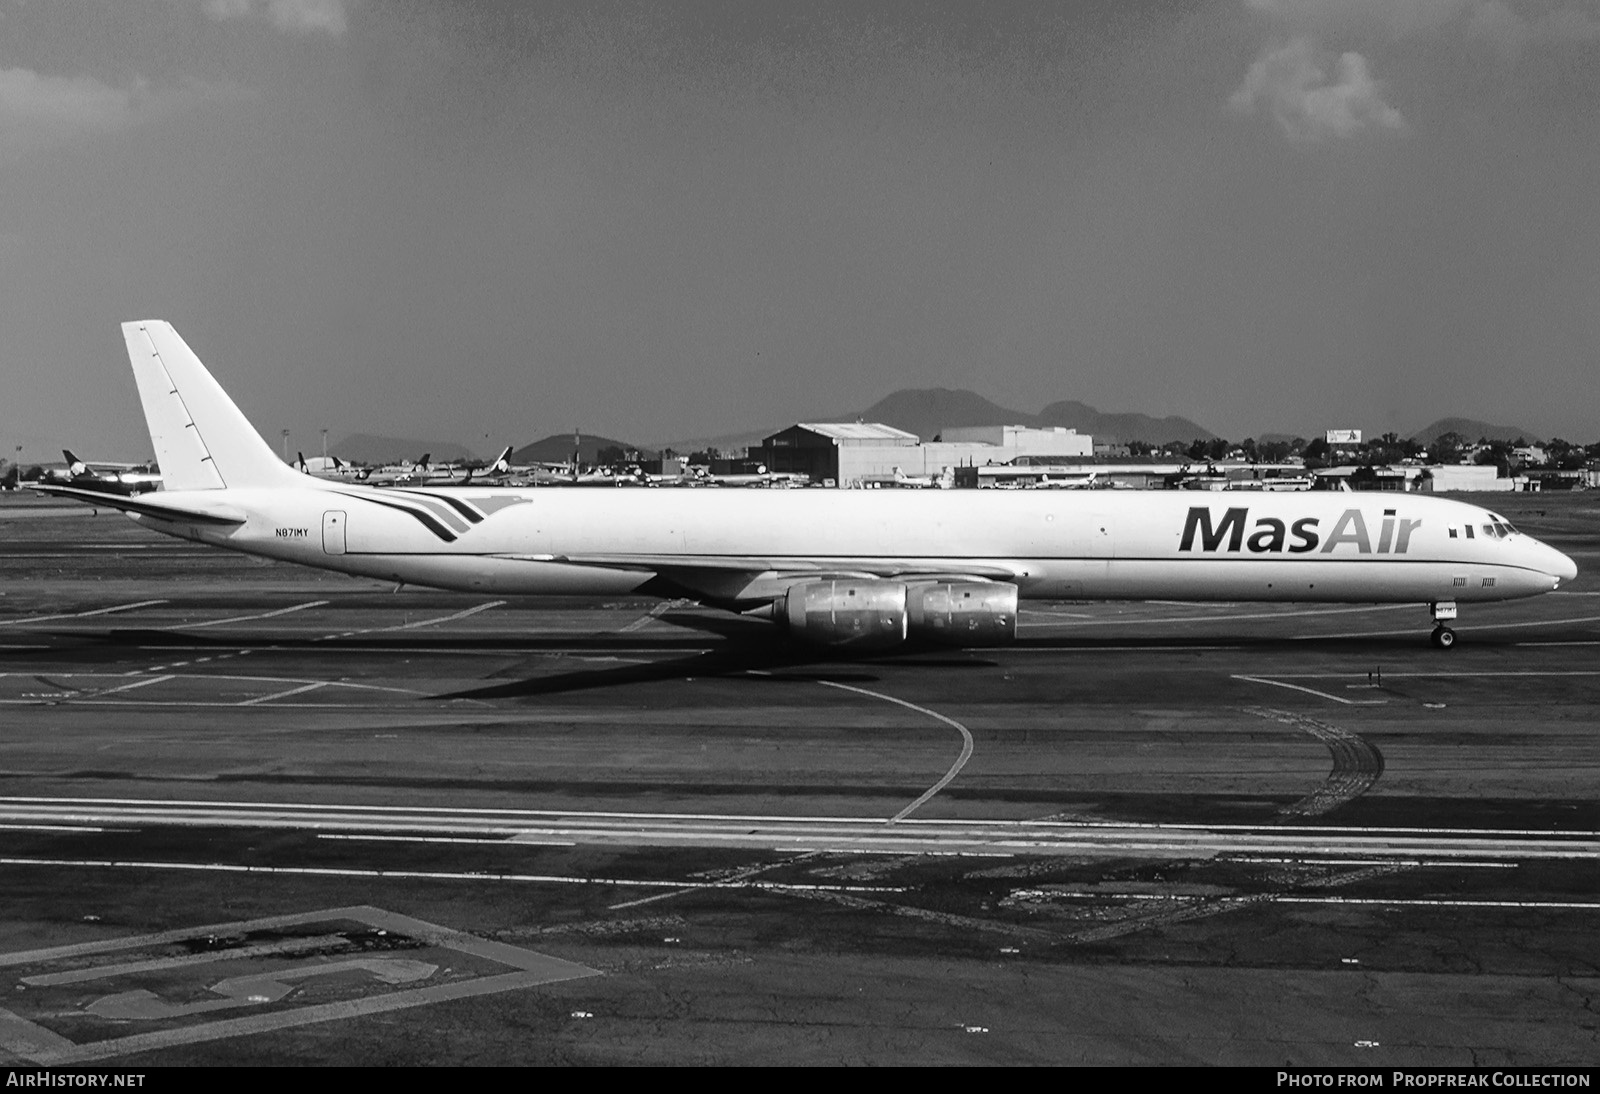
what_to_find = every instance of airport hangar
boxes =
[751,422,1094,487]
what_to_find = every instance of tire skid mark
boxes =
[1246,706,1384,818]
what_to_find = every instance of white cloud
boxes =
[0,68,137,140]
[0,67,241,158]
[1230,37,1406,142]
[203,0,350,37]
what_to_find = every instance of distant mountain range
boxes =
[511,433,639,465]
[655,387,1217,452]
[1409,418,1541,445]
[328,407,1549,467]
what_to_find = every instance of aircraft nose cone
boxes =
[1553,548,1579,583]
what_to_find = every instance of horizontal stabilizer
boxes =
[34,484,246,526]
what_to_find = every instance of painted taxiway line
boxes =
[0,600,168,628]
[0,671,423,695]
[815,679,974,822]
[1233,675,1388,706]
[171,600,330,629]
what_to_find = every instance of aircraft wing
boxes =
[33,484,247,526]
[492,552,1020,602]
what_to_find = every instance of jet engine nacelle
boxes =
[906,581,1017,647]
[774,578,1018,649]
[778,579,908,650]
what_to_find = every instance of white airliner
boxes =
[40,322,1578,651]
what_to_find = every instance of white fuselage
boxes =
[131,481,1576,607]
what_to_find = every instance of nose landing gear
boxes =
[1429,600,1457,650]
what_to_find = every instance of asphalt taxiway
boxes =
[0,491,1597,1065]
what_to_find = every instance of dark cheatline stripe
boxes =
[380,490,472,533]
[395,489,483,524]
[334,492,457,542]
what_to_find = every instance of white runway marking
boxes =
[239,681,329,705]
[308,600,507,644]
[370,601,506,633]
[4,798,1593,861]
[89,675,174,697]
[0,600,167,628]
[0,857,907,895]
[174,600,329,629]
[618,600,683,633]
[0,906,598,1066]
[1276,896,1600,911]
[1233,675,1388,706]
[0,671,422,695]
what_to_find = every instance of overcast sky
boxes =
[3,0,1598,461]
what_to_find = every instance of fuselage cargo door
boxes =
[323,510,346,555]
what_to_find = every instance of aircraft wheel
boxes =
[1430,626,1456,650]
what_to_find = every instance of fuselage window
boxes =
[1464,526,1475,539]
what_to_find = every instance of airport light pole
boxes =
[281,429,290,463]
[321,428,328,463]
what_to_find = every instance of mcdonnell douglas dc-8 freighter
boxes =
[39,322,1578,651]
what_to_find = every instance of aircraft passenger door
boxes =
[322,511,346,556]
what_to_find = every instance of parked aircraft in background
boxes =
[1032,471,1099,490]
[361,453,485,486]
[690,465,809,488]
[40,322,1578,653]
[294,453,367,483]
[43,449,161,495]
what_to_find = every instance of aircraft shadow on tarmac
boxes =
[41,613,1522,703]
[433,611,995,700]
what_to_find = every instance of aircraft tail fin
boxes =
[122,321,304,491]
[63,450,86,474]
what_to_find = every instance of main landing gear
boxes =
[1429,600,1457,650]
